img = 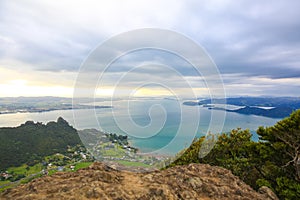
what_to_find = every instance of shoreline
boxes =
[0,106,112,115]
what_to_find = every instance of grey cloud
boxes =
[1,0,300,97]
[179,0,300,80]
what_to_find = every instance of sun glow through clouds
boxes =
[0,80,73,97]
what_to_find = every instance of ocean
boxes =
[0,99,280,156]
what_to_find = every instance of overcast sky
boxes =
[0,0,299,97]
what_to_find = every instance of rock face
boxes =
[0,162,278,200]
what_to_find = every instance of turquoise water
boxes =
[0,99,280,155]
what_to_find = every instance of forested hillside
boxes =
[0,117,83,170]
[171,110,300,199]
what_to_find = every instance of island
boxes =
[183,96,300,118]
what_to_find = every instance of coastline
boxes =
[0,105,112,115]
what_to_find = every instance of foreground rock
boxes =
[0,162,278,200]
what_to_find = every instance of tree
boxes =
[257,110,300,181]
[170,110,300,199]
[172,129,258,185]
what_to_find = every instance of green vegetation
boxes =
[0,183,15,193]
[46,161,93,175]
[0,152,93,192]
[7,163,43,176]
[0,162,43,192]
[171,109,300,200]
[116,160,151,167]
[3,109,299,199]
[106,133,129,145]
[0,117,83,170]
[101,148,127,158]
[0,117,158,193]
[19,174,42,185]
[79,129,155,165]
[73,162,93,171]
[0,180,10,188]
[0,118,95,193]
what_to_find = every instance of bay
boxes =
[0,99,280,156]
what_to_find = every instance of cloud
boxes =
[177,0,300,79]
[0,0,182,72]
[0,0,299,97]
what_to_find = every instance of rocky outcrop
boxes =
[0,162,278,200]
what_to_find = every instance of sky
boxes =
[0,0,300,98]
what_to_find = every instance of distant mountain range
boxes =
[183,97,300,118]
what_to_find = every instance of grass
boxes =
[0,184,14,193]
[0,161,93,193]
[0,173,43,193]
[27,164,43,175]
[48,169,57,176]
[101,148,127,158]
[7,165,27,175]
[19,174,42,184]
[0,163,44,193]
[7,163,43,176]
[74,162,93,171]
[116,160,151,167]
[0,180,10,187]
[47,162,94,175]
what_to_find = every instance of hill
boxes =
[0,162,278,200]
[183,97,300,118]
[0,117,83,170]
[198,97,300,108]
[170,110,300,199]
[209,106,293,118]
